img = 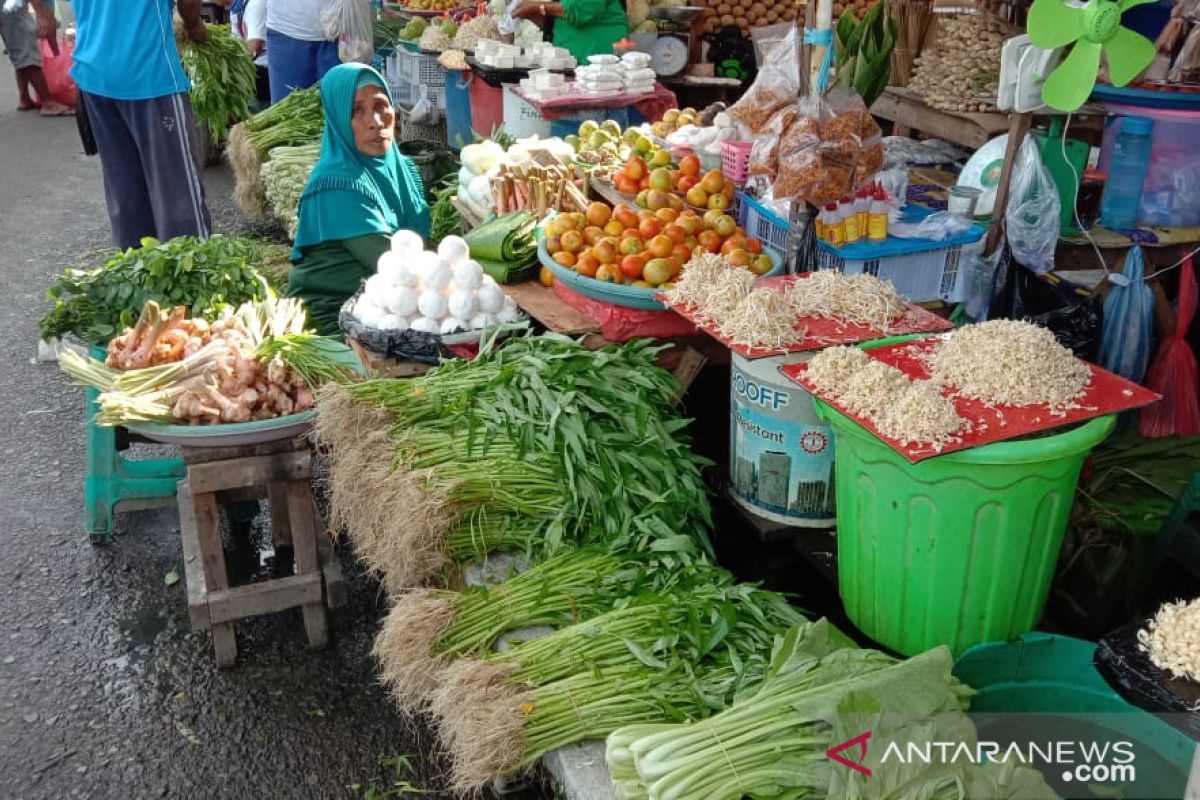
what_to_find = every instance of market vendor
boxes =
[511,0,627,63]
[289,63,430,335]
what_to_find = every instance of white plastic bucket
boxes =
[501,84,552,139]
[729,352,836,528]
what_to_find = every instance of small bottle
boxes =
[840,195,861,243]
[854,188,870,237]
[824,202,845,247]
[868,190,888,241]
[814,205,827,241]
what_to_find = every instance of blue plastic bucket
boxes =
[445,70,474,152]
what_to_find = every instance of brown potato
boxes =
[748,2,765,16]
[720,13,735,25]
[766,9,779,22]
[735,15,749,26]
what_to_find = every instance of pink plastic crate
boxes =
[721,140,753,184]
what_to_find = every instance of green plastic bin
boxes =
[954,634,1192,798]
[815,396,1115,658]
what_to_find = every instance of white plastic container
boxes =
[729,352,836,528]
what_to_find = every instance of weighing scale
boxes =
[647,6,705,78]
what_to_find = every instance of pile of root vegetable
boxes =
[60,297,355,426]
[662,254,916,351]
[907,13,1006,113]
[316,331,1057,799]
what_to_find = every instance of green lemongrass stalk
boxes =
[94,389,179,424]
[108,342,224,395]
[58,349,119,391]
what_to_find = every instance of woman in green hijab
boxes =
[289,63,431,335]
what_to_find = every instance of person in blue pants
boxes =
[71,0,211,249]
[265,0,340,105]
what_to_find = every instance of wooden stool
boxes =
[177,437,345,667]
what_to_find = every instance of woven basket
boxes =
[398,106,446,144]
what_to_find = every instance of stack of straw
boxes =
[887,0,935,87]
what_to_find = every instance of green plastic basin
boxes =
[814,339,1116,657]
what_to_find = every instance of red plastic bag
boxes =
[552,281,700,342]
[37,37,76,108]
[1140,257,1199,437]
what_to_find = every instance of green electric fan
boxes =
[1027,0,1158,111]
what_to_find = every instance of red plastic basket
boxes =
[721,140,753,184]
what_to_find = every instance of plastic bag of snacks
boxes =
[771,89,883,206]
[729,27,800,133]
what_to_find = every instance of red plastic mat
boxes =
[658,274,954,360]
[782,336,1162,463]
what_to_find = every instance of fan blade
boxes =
[1118,0,1156,11]
[1027,0,1087,49]
[1105,25,1157,86]
[1042,40,1103,111]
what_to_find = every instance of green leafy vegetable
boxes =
[39,235,271,345]
[181,23,258,142]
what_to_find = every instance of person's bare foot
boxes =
[39,100,73,117]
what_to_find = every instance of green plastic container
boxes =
[955,634,1192,797]
[816,396,1115,658]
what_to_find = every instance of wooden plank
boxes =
[285,479,330,651]
[177,480,211,631]
[190,482,239,666]
[186,451,311,495]
[984,112,1033,256]
[182,438,301,465]
[503,282,600,337]
[873,87,1010,150]
[347,337,433,379]
[205,574,324,625]
[267,480,293,551]
[668,346,708,401]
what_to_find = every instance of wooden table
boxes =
[872,87,1012,150]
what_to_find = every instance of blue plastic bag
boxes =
[1098,246,1155,382]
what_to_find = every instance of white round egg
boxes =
[377,313,405,331]
[417,289,448,321]
[440,317,467,334]
[451,259,484,290]
[376,250,402,283]
[469,312,489,330]
[387,286,420,318]
[476,283,504,314]
[410,316,440,333]
[391,229,424,256]
[437,236,471,266]
[447,290,477,321]
[412,250,442,285]
[394,262,417,288]
[496,305,519,324]
[364,273,391,301]
[426,259,453,291]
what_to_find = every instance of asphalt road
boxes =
[0,80,538,799]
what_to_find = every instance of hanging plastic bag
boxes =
[38,37,76,108]
[1140,258,1198,437]
[322,0,374,63]
[728,26,799,133]
[1098,246,1156,382]
[1006,139,1060,275]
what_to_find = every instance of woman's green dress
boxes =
[288,63,431,335]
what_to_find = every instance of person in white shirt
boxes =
[264,0,336,104]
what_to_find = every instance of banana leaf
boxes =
[476,256,539,285]
[464,210,537,265]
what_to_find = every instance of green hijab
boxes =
[292,64,430,258]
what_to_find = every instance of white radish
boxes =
[447,290,477,321]
[477,283,504,314]
[391,229,424,256]
[417,289,448,320]
[437,236,471,266]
